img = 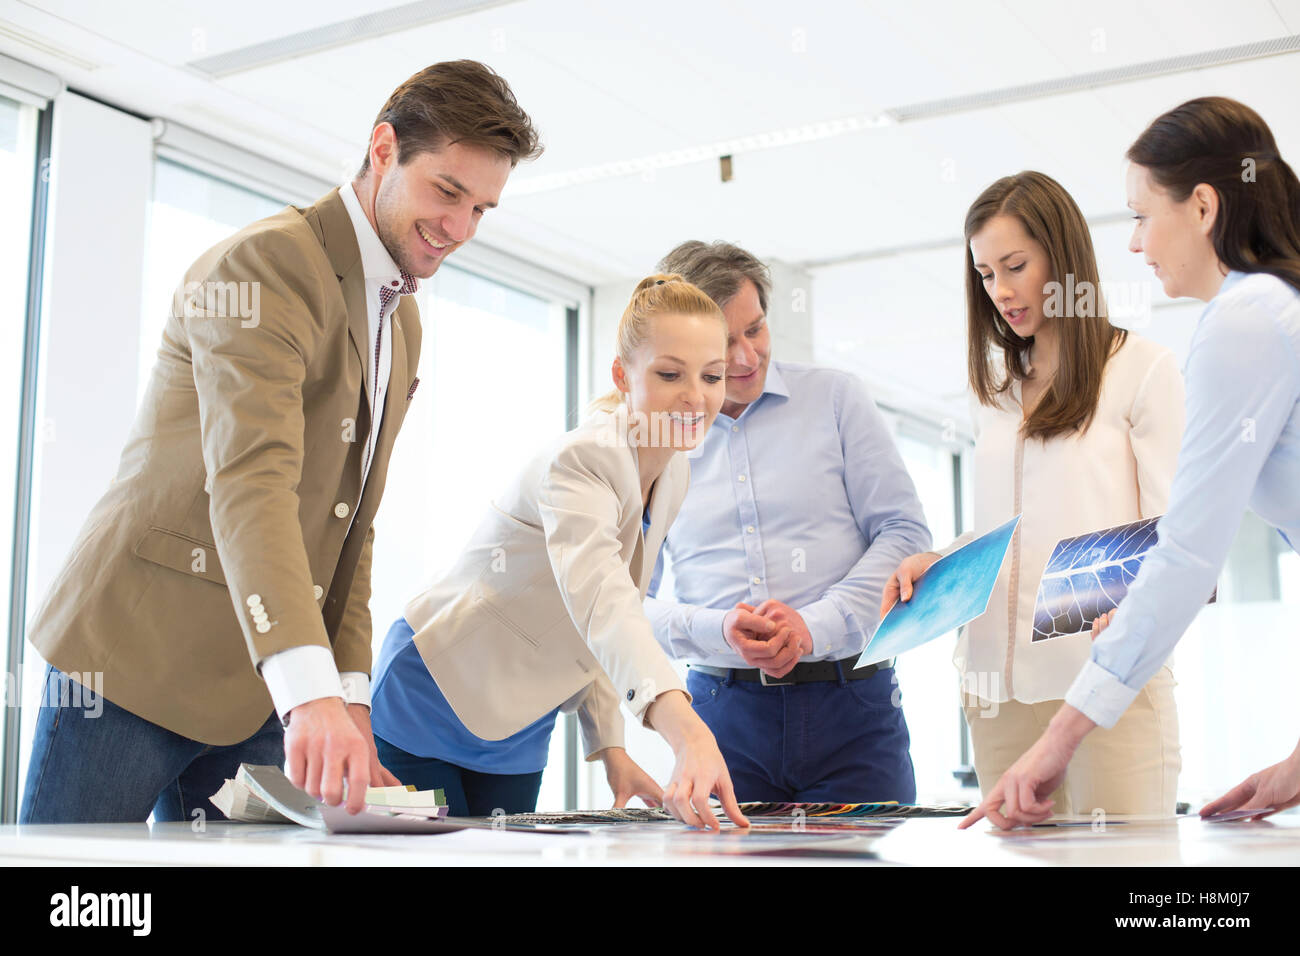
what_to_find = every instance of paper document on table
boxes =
[856,514,1020,669]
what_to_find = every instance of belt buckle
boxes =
[759,671,793,687]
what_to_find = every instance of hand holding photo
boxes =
[856,514,1021,669]
[1031,515,1215,642]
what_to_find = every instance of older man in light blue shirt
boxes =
[645,241,932,803]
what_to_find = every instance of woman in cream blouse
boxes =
[369,274,750,829]
[965,97,1300,829]
[883,170,1185,818]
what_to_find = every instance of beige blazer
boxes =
[404,406,690,758]
[27,189,421,745]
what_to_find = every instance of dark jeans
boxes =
[375,735,544,817]
[687,664,916,804]
[21,664,284,824]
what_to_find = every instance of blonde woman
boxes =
[367,275,750,829]
[883,171,1184,818]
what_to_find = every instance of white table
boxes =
[3,812,1298,866]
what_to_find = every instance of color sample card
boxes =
[856,514,1021,668]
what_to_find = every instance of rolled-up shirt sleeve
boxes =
[1066,291,1300,727]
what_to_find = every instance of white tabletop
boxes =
[3,812,1298,866]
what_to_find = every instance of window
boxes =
[139,158,283,403]
[892,425,973,802]
[1173,512,1300,806]
[369,262,576,810]
[0,93,42,818]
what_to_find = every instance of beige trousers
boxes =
[962,666,1181,817]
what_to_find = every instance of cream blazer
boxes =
[404,406,689,758]
[948,333,1185,703]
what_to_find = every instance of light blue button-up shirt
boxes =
[645,361,932,665]
[1067,270,1300,727]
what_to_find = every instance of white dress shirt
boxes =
[942,333,1184,703]
[261,183,418,719]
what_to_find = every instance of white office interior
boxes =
[0,0,1298,858]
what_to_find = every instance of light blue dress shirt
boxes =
[1067,270,1300,727]
[645,361,932,665]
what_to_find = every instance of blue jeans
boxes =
[20,664,285,824]
[375,735,544,817]
[687,664,916,804]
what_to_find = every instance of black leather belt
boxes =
[689,655,890,686]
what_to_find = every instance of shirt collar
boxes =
[338,182,417,289]
[719,360,790,423]
[1217,270,1247,296]
[761,361,790,400]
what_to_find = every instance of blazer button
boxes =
[252,611,269,624]
[313,585,324,600]
[334,502,350,518]
[246,595,261,607]
[255,622,271,634]
[626,689,635,701]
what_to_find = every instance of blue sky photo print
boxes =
[856,514,1021,669]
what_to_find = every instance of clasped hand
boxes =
[723,599,813,679]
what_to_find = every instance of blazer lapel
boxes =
[353,296,416,519]
[312,188,371,379]
[632,471,669,594]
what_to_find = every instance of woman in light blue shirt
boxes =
[963,96,1300,829]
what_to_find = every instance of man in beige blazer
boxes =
[20,60,541,823]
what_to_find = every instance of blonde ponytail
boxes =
[585,273,724,415]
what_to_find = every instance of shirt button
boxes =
[313,585,324,600]
[737,475,746,482]
[391,280,399,287]
[255,622,271,634]
[752,576,761,584]
[246,595,261,607]
[626,689,635,701]
[252,611,269,624]
[746,526,755,533]
[334,502,350,518]
[731,426,739,432]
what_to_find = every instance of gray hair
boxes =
[657,240,771,315]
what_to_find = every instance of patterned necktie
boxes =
[365,270,417,476]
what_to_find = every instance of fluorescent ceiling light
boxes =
[188,0,518,78]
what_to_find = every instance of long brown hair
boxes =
[964,170,1125,441]
[1126,96,1300,297]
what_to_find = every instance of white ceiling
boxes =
[3,0,1299,420]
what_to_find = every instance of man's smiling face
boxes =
[370,130,512,279]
